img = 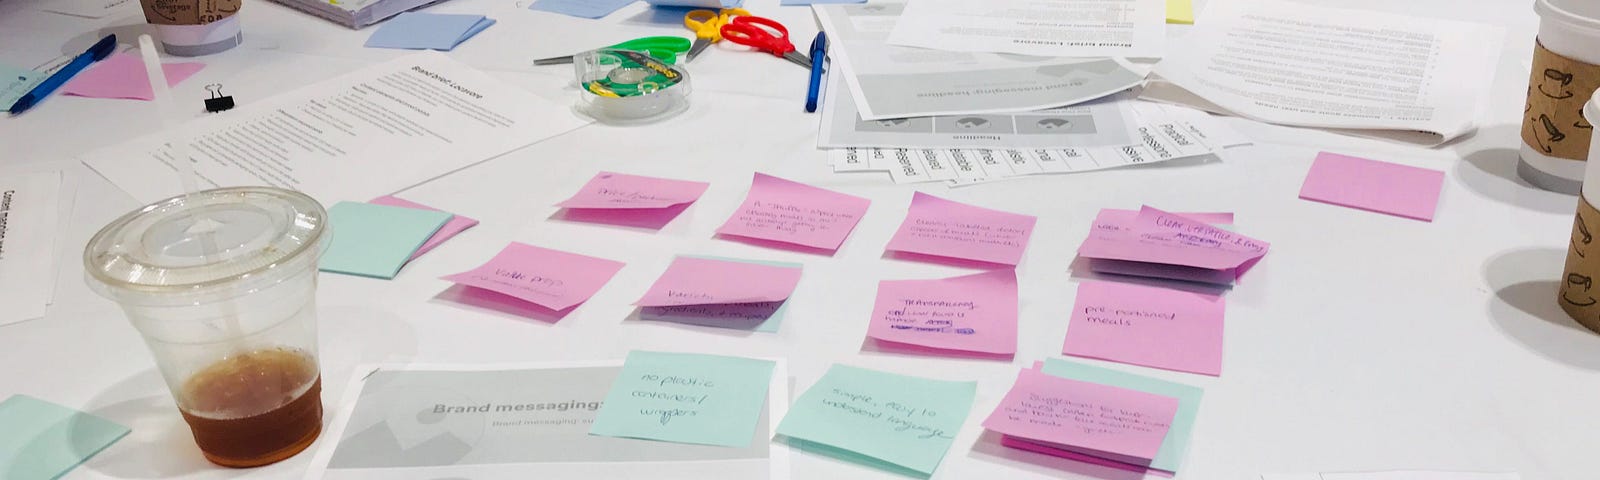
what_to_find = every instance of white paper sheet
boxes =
[887,0,1165,58]
[82,52,590,206]
[0,171,62,327]
[39,0,137,18]
[305,361,790,480]
[814,2,1146,120]
[828,102,1252,186]
[1262,472,1521,480]
[1143,0,1504,146]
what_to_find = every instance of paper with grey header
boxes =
[303,361,789,480]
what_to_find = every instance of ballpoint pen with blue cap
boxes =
[805,32,827,113]
[9,34,117,114]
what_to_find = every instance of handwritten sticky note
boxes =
[867,269,1018,355]
[0,395,130,480]
[776,364,976,477]
[590,351,776,447]
[1035,358,1203,474]
[639,256,799,332]
[885,192,1037,266]
[530,0,638,18]
[0,63,45,108]
[1082,208,1243,284]
[715,173,871,253]
[1166,0,1194,24]
[1299,152,1445,222]
[1063,281,1225,376]
[365,13,497,51]
[60,53,203,101]
[637,256,802,307]
[370,196,477,261]
[557,171,709,209]
[1079,206,1269,271]
[441,242,624,312]
[985,369,1178,465]
[321,202,452,279]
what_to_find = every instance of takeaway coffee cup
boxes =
[1557,89,1600,333]
[140,0,244,56]
[1518,0,1600,194]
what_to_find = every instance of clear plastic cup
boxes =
[84,187,329,467]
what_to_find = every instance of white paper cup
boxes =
[156,15,242,57]
[1518,0,1600,194]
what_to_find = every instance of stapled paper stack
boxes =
[1077,206,1268,285]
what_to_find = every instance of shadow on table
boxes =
[966,430,1148,480]
[1455,143,1578,215]
[1484,247,1600,371]
[77,369,214,479]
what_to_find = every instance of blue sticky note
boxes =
[321,201,452,279]
[0,395,130,480]
[644,0,742,8]
[590,351,776,447]
[777,365,976,478]
[0,63,45,108]
[1040,358,1203,473]
[780,0,863,5]
[365,13,497,51]
[529,0,638,19]
[638,255,799,333]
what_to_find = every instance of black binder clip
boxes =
[204,84,234,113]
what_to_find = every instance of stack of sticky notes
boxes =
[867,269,1018,356]
[321,200,466,279]
[590,351,777,447]
[1077,206,1268,285]
[0,395,130,480]
[985,359,1203,475]
[635,256,802,331]
[364,12,497,51]
[441,242,624,316]
[776,364,976,478]
[554,171,709,230]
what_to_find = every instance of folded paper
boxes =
[636,256,802,307]
[61,53,203,101]
[638,256,799,332]
[321,202,452,279]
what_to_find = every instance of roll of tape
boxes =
[573,49,690,124]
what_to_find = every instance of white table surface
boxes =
[2,0,1596,479]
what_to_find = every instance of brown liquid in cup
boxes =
[178,348,322,468]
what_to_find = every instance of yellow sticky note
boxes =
[1167,0,1194,24]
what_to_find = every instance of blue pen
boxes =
[9,34,117,115]
[805,31,827,113]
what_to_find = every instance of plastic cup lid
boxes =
[84,187,328,303]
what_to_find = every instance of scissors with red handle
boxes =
[719,16,812,69]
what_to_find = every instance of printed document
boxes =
[1143,0,1503,146]
[305,361,789,479]
[83,52,589,206]
[815,2,1145,120]
[888,0,1165,58]
[0,171,62,327]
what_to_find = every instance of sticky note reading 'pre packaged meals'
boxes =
[1064,281,1225,376]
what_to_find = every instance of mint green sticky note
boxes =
[0,395,130,480]
[638,255,801,333]
[0,63,45,109]
[776,364,976,478]
[1040,358,1203,473]
[321,202,452,279]
[590,351,777,447]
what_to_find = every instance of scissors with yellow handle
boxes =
[683,7,750,61]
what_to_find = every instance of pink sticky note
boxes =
[636,256,802,307]
[370,195,478,261]
[1078,206,1268,271]
[714,173,871,253]
[61,53,204,100]
[1299,152,1445,222]
[1062,281,1225,376]
[885,192,1037,266]
[867,270,1018,355]
[556,171,710,209]
[440,242,624,312]
[1080,208,1249,284]
[998,435,1174,478]
[983,369,1178,466]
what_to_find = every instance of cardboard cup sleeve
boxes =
[1560,195,1600,333]
[141,0,240,26]
[1523,41,1600,162]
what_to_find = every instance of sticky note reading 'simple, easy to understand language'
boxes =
[321,202,453,279]
[590,351,776,447]
[441,242,625,312]
[1064,281,1225,376]
[985,369,1179,466]
[776,364,976,478]
[867,269,1018,355]
[1299,152,1445,222]
[716,173,871,253]
[370,195,477,261]
[885,192,1037,265]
